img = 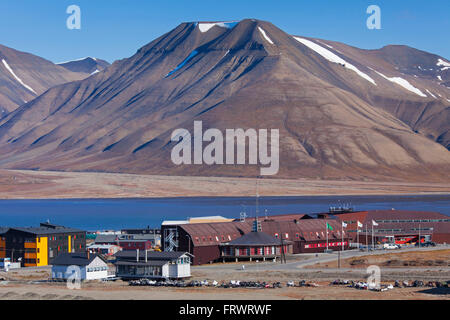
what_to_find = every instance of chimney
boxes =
[136,249,139,262]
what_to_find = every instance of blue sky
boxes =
[0,0,448,63]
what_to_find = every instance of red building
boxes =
[334,210,450,245]
[161,214,349,265]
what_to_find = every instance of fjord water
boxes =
[0,195,449,230]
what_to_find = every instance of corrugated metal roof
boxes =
[338,210,449,224]
[224,231,289,246]
[261,213,312,221]
[180,219,344,246]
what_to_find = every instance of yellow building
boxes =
[2,223,86,267]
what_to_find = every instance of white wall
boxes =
[51,257,108,281]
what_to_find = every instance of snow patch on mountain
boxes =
[293,37,376,85]
[56,57,97,65]
[2,59,37,94]
[91,69,100,75]
[198,22,238,33]
[165,50,199,78]
[374,70,427,97]
[437,58,450,70]
[258,27,274,45]
[425,89,437,99]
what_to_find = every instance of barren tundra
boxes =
[1,169,450,199]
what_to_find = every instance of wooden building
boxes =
[114,250,192,280]
[1,222,86,267]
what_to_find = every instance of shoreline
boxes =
[1,192,450,201]
[1,169,450,200]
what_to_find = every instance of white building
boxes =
[0,258,21,271]
[51,253,109,281]
[114,251,192,279]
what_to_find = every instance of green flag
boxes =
[326,222,333,231]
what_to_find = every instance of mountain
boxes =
[0,19,449,182]
[57,57,110,75]
[0,44,88,116]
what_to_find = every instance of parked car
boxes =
[383,243,401,250]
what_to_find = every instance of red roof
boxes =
[180,218,345,247]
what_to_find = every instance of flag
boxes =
[372,220,379,226]
[342,222,347,228]
[326,222,333,231]
[357,221,363,228]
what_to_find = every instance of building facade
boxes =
[334,210,450,245]
[51,253,109,281]
[114,251,192,280]
[220,230,293,262]
[161,214,349,265]
[1,223,86,267]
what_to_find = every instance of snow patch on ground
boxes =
[293,37,376,85]
[258,27,274,45]
[91,69,100,75]
[198,22,238,33]
[374,70,427,97]
[2,59,37,94]
[437,75,442,81]
[165,50,199,78]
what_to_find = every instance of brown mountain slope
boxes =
[309,40,450,149]
[0,44,88,116]
[56,57,110,75]
[0,19,448,182]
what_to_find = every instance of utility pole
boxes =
[338,250,341,269]
[366,224,368,253]
[419,223,421,248]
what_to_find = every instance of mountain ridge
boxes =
[0,19,448,182]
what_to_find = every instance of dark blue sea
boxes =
[0,195,449,231]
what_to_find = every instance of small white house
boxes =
[114,250,192,279]
[51,253,109,281]
[0,258,21,271]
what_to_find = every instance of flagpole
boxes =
[341,223,344,251]
[366,224,368,253]
[357,223,359,248]
[372,222,374,251]
[326,221,328,251]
